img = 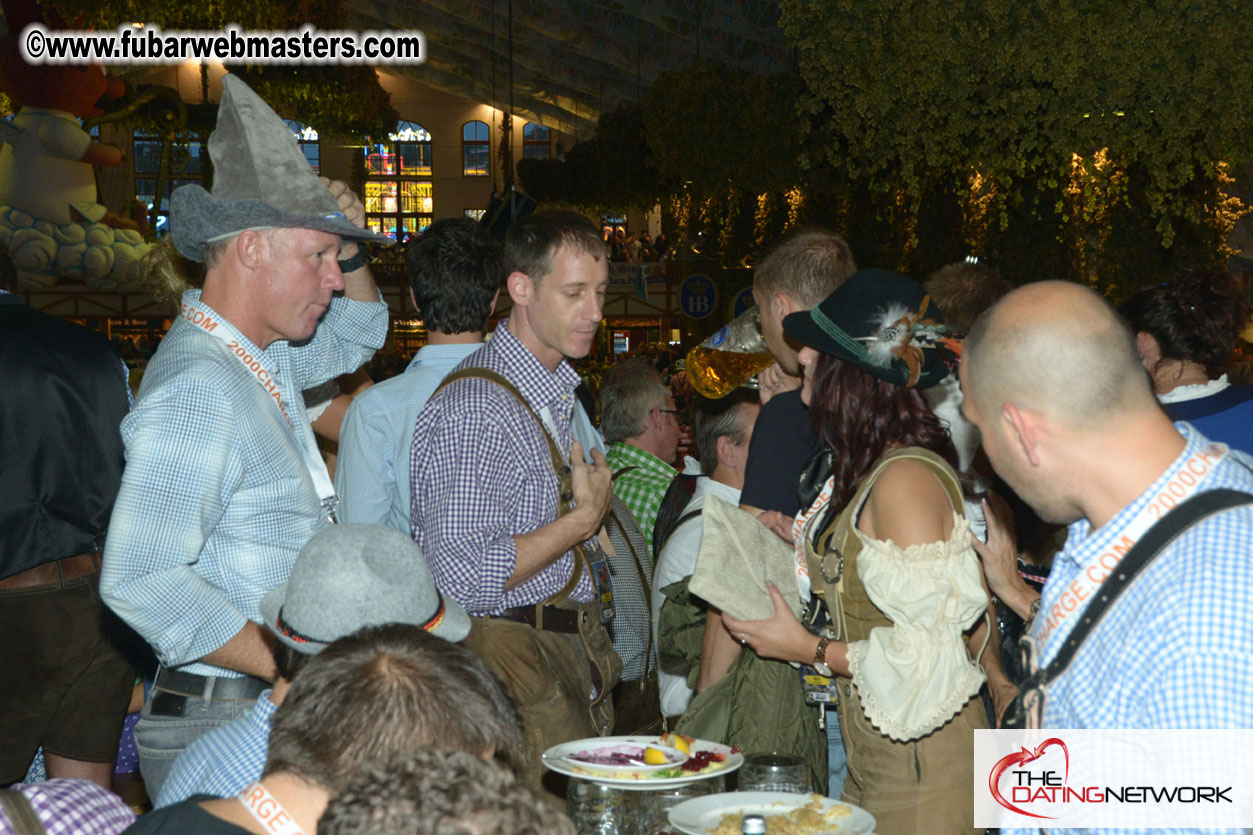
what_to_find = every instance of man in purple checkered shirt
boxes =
[409,210,619,788]
[0,779,135,835]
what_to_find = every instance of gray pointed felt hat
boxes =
[260,524,471,655]
[170,74,388,262]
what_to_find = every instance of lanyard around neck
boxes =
[237,782,308,835]
[180,297,339,524]
[1036,441,1227,661]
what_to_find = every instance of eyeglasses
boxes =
[658,408,682,418]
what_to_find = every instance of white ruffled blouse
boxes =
[798,476,988,742]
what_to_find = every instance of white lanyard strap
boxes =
[180,299,339,523]
[237,782,308,835]
[792,475,835,600]
[539,402,570,465]
[1037,441,1227,656]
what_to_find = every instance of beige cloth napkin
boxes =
[688,495,802,621]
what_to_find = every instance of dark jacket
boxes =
[0,295,129,578]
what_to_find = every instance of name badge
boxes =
[586,542,615,623]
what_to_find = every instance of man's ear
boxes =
[647,406,665,434]
[774,292,799,318]
[1002,402,1043,468]
[715,433,736,470]
[237,230,265,270]
[506,271,532,307]
[409,288,420,315]
[489,288,501,315]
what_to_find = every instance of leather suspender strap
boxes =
[431,368,589,609]
[435,368,571,502]
[0,790,46,835]
[819,447,966,642]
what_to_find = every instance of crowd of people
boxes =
[3,73,1253,835]
[608,228,668,263]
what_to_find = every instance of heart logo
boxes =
[988,737,1070,820]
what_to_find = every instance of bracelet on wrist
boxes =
[337,245,370,274]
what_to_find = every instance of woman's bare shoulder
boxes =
[858,457,954,547]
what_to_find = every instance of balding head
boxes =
[964,281,1156,428]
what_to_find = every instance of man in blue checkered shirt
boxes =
[961,281,1253,835]
[99,77,389,802]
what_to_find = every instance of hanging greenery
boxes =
[516,104,671,212]
[778,0,1250,285]
[644,63,804,197]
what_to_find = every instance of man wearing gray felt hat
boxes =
[260,524,471,652]
[101,72,392,802]
[157,525,473,809]
[169,74,389,262]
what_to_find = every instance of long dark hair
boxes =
[808,353,961,513]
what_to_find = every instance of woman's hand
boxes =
[721,582,816,664]
[989,677,1020,728]
[756,510,795,545]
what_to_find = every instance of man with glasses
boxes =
[602,371,681,554]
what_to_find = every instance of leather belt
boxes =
[0,553,101,591]
[153,666,270,701]
[490,604,584,634]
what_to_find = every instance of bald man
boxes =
[960,281,1253,738]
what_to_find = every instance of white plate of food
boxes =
[541,734,743,789]
[667,791,875,834]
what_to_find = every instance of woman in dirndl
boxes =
[724,269,995,835]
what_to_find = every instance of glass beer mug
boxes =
[686,306,775,399]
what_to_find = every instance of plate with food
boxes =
[667,791,875,834]
[541,733,743,789]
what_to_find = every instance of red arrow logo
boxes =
[988,738,1070,820]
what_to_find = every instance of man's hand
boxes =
[675,422,694,467]
[570,442,612,540]
[972,494,1039,621]
[757,510,794,544]
[321,177,366,231]
[757,362,801,406]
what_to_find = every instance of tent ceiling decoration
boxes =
[345,0,790,134]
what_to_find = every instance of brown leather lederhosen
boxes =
[430,368,621,790]
[806,447,986,835]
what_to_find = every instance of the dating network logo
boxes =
[975,729,1251,829]
[988,737,1070,820]
[986,733,1232,821]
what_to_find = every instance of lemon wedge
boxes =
[661,733,693,755]
[643,746,670,765]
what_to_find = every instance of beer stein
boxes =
[686,306,774,399]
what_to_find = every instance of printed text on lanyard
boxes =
[180,299,340,524]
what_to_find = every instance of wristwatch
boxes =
[337,245,370,274]
[812,634,833,677]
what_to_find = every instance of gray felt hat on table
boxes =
[260,524,470,655]
[170,74,388,262]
